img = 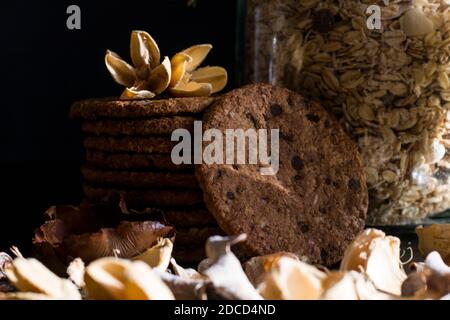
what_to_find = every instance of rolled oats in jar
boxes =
[244,0,450,224]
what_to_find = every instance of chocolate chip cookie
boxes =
[196,83,368,266]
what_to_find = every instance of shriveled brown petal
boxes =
[64,221,173,263]
[105,50,136,87]
[33,204,173,264]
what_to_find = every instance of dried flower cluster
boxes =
[245,0,450,224]
[106,31,227,100]
[1,228,449,300]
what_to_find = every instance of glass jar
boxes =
[243,0,450,225]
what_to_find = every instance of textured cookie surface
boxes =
[86,151,192,171]
[70,97,215,119]
[83,184,204,208]
[196,84,368,266]
[82,116,198,136]
[84,136,177,154]
[81,166,199,189]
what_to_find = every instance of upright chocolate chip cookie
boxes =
[196,84,368,266]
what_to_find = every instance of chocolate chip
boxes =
[291,156,304,170]
[270,104,283,116]
[213,170,222,183]
[320,249,328,262]
[226,191,235,200]
[348,178,361,191]
[319,207,327,214]
[280,131,294,142]
[332,181,340,188]
[313,9,335,34]
[246,112,258,128]
[306,113,320,123]
[298,222,310,233]
[325,176,332,185]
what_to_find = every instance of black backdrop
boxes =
[0,0,239,252]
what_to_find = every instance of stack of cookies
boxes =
[70,96,223,264]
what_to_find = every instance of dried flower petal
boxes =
[105,50,136,87]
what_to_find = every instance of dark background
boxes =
[0,0,240,252]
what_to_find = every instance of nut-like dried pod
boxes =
[4,257,81,299]
[123,261,174,300]
[0,252,12,280]
[132,238,173,272]
[191,66,228,93]
[67,258,85,288]
[170,53,191,88]
[120,87,156,100]
[340,229,406,295]
[182,44,213,72]
[198,234,262,300]
[130,30,160,69]
[322,271,397,300]
[105,50,136,87]
[0,292,53,300]
[169,43,227,97]
[400,8,434,37]
[417,225,450,265]
[243,252,299,287]
[169,81,213,97]
[84,257,174,300]
[257,257,326,300]
[146,56,171,94]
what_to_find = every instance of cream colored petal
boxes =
[131,30,161,69]
[132,238,173,272]
[84,258,130,300]
[5,258,81,300]
[182,44,213,72]
[170,52,192,88]
[123,261,174,300]
[169,81,212,98]
[257,257,326,300]
[191,66,228,93]
[146,56,171,94]
[105,50,136,87]
[120,87,155,100]
[67,258,85,288]
[130,31,149,70]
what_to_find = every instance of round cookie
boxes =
[70,96,215,119]
[84,136,177,154]
[82,116,198,136]
[81,166,198,189]
[175,227,224,245]
[159,209,216,227]
[196,83,368,266]
[83,184,204,208]
[86,151,192,171]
